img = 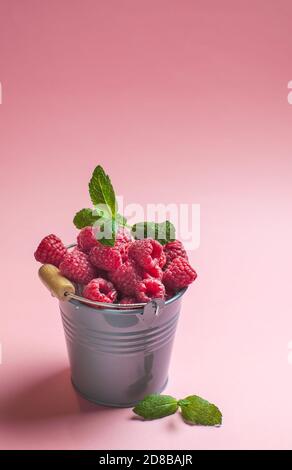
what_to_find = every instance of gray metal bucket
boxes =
[59,289,186,407]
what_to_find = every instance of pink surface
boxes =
[1,0,292,450]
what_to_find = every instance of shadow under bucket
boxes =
[59,288,186,407]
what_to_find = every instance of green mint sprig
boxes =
[73,166,126,246]
[73,165,176,247]
[133,393,222,426]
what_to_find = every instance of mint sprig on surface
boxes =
[178,395,222,426]
[133,394,178,420]
[131,220,176,245]
[133,393,222,426]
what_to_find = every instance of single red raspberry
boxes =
[136,278,166,303]
[59,250,96,284]
[128,239,163,272]
[109,260,142,296]
[83,278,117,303]
[34,234,67,267]
[162,257,197,290]
[89,244,123,272]
[119,296,137,305]
[163,240,188,268]
[77,226,99,253]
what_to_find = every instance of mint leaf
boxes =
[131,221,176,245]
[178,395,222,426]
[157,220,176,245]
[132,221,156,240]
[133,394,178,420]
[89,165,117,217]
[73,208,101,229]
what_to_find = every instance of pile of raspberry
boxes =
[34,227,197,305]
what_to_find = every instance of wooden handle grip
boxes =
[38,264,75,301]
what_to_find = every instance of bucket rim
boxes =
[66,287,187,315]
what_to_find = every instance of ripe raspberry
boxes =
[77,226,99,253]
[119,296,137,305]
[163,240,188,268]
[162,257,197,291]
[109,260,142,296]
[128,239,163,272]
[34,234,67,267]
[89,244,123,272]
[136,278,165,303]
[59,250,96,284]
[83,278,117,303]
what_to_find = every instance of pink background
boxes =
[1,0,292,450]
